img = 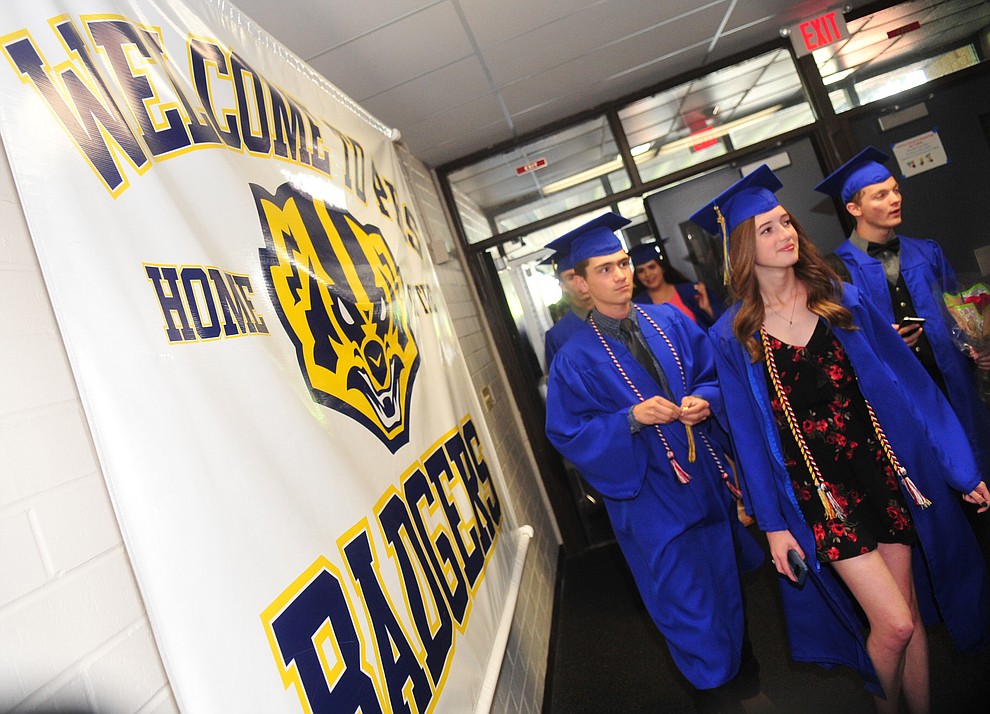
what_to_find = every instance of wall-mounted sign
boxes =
[892,129,948,178]
[515,157,548,175]
[789,9,849,57]
[888,21,921,39]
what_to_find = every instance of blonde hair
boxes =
[729,211,855,361]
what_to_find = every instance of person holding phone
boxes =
[815,148,990,482]
[696,166,990,714]
[629,242,724,328]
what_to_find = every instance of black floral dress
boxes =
[763,319,916,564]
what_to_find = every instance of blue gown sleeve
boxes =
[545,350,649,499]
[709,329,792,532]
[850,291,981,493]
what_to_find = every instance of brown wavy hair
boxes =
[729,211,855,362]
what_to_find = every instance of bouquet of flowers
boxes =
[943,281,990,401]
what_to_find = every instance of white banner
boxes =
[0,2,526,712]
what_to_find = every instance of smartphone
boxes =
[898,316,926,330]
[787,549,809,588]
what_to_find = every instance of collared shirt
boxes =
[591,307,673,432]
[850,229,900,285]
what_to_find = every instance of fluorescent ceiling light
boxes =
[541,105,782,195]
[824,68,855,85]
[542,142,659,195]
[541,157,625,195]
[655,105,783,156]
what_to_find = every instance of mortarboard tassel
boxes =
[715,204,730,286]
[685,424,696,463]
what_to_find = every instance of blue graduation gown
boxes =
[546,303,763,689]
[709,285,990,690]
[544,310,588,367]
[834,236,990,479]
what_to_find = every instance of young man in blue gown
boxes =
[544,212,764,710]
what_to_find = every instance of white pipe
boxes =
[473,525,535,714]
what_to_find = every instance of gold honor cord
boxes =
[762,327,844,520]
[760,326,931,522]
[588,308,742,499]
[862,397,932,509]
[635,306,741,499]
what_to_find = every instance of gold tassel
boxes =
[685,424,697,463]
[715,205,730,286]
[818,483,845,521]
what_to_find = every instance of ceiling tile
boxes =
[232,0,443,59]
[229,0,971,166]
[306,2,475,101]
[360,57,496,127]
[604,45,710,90]
[724,0,792,29]
[498,7,721,117]
[402,94,509,142]
[457,0,606,49]
[409,120,516,166]
[480,0,718,86]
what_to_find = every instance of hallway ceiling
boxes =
[231,0,876,168]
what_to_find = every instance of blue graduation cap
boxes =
[540,249,577,274]
[689,165,784,238]
[628,242,663,266]
[689,164,784,283]
[545,212,631,266]
[814,147,892,203]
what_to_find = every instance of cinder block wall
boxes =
[399,145,561,713]
[0,142,178,711]
[0,133,559,713]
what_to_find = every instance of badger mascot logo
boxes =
[253,182,420,453]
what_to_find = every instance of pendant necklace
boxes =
[764,290,798,326]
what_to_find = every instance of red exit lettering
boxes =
[515,157,547,175]
[799,11,841,52]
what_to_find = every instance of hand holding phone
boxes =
[898,316,926,331]
[787,549,809,588]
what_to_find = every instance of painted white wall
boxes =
[0,139,178,712]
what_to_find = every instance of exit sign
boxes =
[690,129,719,152]
[515,157,548,175]
[789,9,849,57]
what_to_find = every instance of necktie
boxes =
[619,318,670,395]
